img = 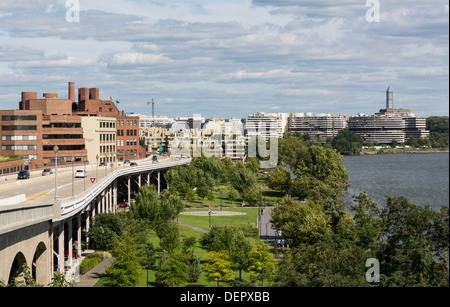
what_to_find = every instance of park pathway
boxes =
[257,207,286,258]
[176,219,208,233]
[75,257,114,287]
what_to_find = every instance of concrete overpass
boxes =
[0,157,190,285]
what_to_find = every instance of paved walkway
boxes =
[75,257,114,287]
[258,207,279,241]
[258,207,286,257]
[177,220,208,233]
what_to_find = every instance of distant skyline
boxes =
[0,0,448,118]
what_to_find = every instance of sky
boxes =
[0,0,448,119]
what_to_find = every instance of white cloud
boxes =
[0,0,447,118]
[109,52,173,66]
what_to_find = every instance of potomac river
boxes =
[342,152,449,211]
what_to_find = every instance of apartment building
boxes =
[116,116,143,161]
[348,115,406,144]
[140,127,174,153]
[245,112,289,141]
[81,117,117,164]
[288,113,348,141]
[348,110,429,144]
[137,114,175,129]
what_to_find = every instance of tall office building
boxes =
[386,86,393,109]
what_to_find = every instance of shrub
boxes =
[80,257,100,275]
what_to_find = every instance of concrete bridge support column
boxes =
[57,224,64,274]
[113,180,118,213]
[76,215,81,258]
[105,189,109,213]
[101,193,105,214]
[109,185,113,212]
[67,218,72,271]
[158,171,161,195]
[85,205,91,247]
[146,172,151,187]
[127,176,131,206]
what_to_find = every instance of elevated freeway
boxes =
[0,156,191,285]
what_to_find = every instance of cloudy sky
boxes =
[0,0,448,118]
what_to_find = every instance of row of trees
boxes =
[164,155,262,206]
[267,135,449,286]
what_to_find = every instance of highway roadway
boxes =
[0,155,171,205]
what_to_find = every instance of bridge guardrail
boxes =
[53,159,191,222]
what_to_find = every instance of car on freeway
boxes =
[75,170,87,178]
[17,170,30,180]
[130,162,138,167]
[99,162,107,167]
[152,156,159,164]
[42,168,53,176]
[123,160,131,164]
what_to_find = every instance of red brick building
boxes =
[0,82,144,169]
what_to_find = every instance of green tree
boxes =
[290,175,325,201]
[377,196,449,286]
[159,221,181,254]
[87,213,123,250]
[247,244,276,286]
[132,185,183,239]
[203,251,235,287]
[246,157,260,173]
[351,192,383,249]
[221,157,235,182]
[230,167,257,194]
[331,129,363,155]
[227,188,238,205]
[200,225,253,274]
[427,116,449,134]
[278,135,310,169]
[270,195,331,246]
[275,240,369,287]
[106,230,142,287]
[242,187,259,206]
[155,253,189,287]
[267,165,291,193]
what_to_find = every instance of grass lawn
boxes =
[95,223,260,287]
[94,177,285,287]
[178,207,259,231]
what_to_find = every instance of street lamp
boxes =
[96,154,99,181]
[53,145,59,200]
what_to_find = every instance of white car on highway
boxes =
[75,170,87,178]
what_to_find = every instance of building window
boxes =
[2,125,37,131]
[2,115,37,121]
[2,145,37,150]
[2,135,37,141]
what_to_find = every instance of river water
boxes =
[342,153,449,210]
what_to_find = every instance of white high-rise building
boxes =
[245,112,289,141]
[386,86,393,109]
[288,113,348,141]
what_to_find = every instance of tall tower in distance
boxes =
[386,86,393,109]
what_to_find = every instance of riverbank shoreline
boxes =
[357,149,449,155]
